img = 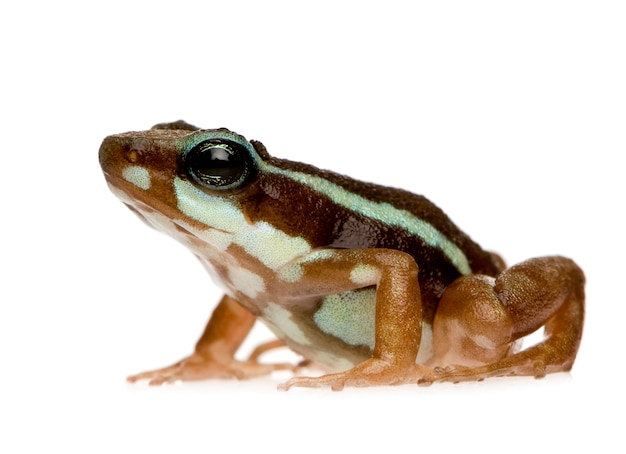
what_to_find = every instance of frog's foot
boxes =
[127,352,297,386]
[419,364,523,385]
[278,359,430,391]
[418,365,490,385]
[418,342,572,385]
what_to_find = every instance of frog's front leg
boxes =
[127,295,296,385]
[421,256,585,384]
[278,248,430,391]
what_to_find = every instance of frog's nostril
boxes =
[125,148,143,163]
[99,136,144,174]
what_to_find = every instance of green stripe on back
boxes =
[259,162,472,275]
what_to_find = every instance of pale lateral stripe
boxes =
[256,161,472,275]
[173,177,311,270]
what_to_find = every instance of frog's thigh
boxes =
[430,256,585,381]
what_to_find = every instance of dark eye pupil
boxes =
[186,139,251,189]
[196,147,239,177]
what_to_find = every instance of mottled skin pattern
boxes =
[99,121,585,390]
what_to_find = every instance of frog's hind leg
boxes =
[422,256,585,384]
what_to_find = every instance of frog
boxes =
[98,120,585,390]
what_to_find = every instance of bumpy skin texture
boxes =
[99,122,585,390]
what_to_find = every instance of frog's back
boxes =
[242,146,502,318]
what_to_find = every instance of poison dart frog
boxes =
[99,121,585,390]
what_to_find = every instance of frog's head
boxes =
[99,121,277,242]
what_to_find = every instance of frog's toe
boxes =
[127,358,227,385]
[278,373,347,391]
[127,364,187,385]
[246,339,287,362]
[147,374,177,386]
[128,355,300,385]
[279,359,430,391]
[417,365,471,385]
[234,360,301,379]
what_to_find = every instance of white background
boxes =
[2,1,624,452]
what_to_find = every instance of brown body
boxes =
[99,122,585,389]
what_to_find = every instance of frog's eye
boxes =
[185,139,253,190]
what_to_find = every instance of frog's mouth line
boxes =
[104,173,233,245]
[104,173,178,227]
